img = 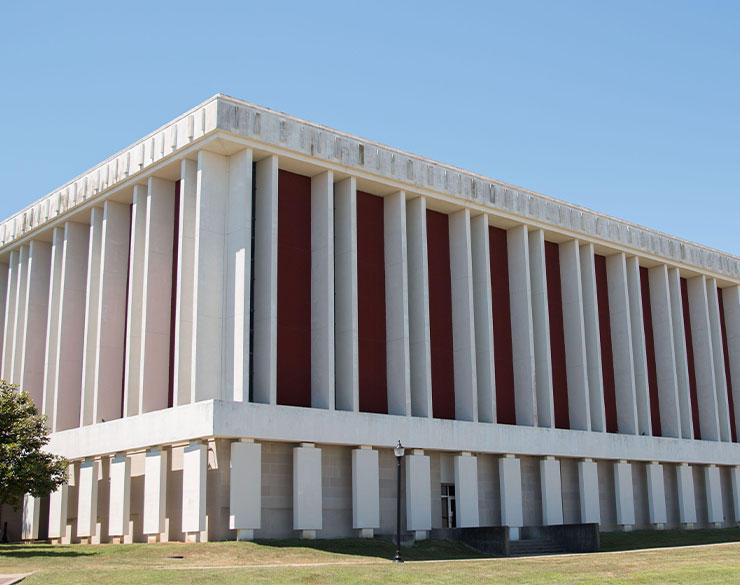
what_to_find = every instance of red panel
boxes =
[545,242,569,429]
[357,191,387,414]
[718,290,737,442]
[426,210,455,420]
[595,254,618,433]
[489,227,516,425]
[168,181,181,409]
[639,266,661,436]
[277,170,312,407]
[680,277,701,439]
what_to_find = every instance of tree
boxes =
[0,381,67,539]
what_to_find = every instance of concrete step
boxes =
[509,538,567,557]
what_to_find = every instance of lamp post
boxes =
[394,440,405,563]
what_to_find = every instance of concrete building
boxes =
[3,94,740,544]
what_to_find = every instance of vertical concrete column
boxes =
[311,171,335,409]
[580,244,606,432]
[647,266,681,439]
[80,207,104,426]
[182,441,208,542]
[139,177,175,413]
[540,456,564,526]
[606,253,638,435]
[190,151,228,403]
[405,449,431,539]
[454,452,479,528]
[352,446,380,537]
[93,201,131,423]
[449,209,478,422]
[293,443,322,538]
[123,185,148,417]
[470,214,496,423]
[668,268,695,439]
[626,257,652,435]
[77,458,99,542]
[334,178,359,412]
[721,287,740,438]
[253,155,279,405]
[21,495,40,540]
[230,439,261,541]
[705,465,724,526]
[2,249,19,381]
[11,246,28,385]
[405,196,432,418]
[687,276,721,441]
[52,222,89,432]
[0,261,8,377]
[173,159,197,406]
[48,480,69,542]
[578,458,600,524]
[499,455,523,540]
[143,447,168,541]
[706,279,732,442]
[384,191,411,416]
[560,240,590,431]
[528,229,554,428]
[730,466,740,523]
[42,229,63,424]
[646,462,667,527]
[614,460,635,529]
[507,226,537,427]
[225,149,253,403]
[108,454,131,542]
[20,240,51,406]
[676,463,697,526]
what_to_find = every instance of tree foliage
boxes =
[0,381,67,512]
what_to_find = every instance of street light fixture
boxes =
[394,440,405,563]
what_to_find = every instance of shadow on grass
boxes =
[600,527,740,552]
[253,537,486,561]
[0,544,96,559]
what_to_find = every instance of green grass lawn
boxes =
[1,530,740,585]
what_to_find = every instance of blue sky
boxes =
[1,1,738,255]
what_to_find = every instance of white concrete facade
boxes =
[4,95,740,543]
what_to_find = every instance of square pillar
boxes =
[668,268,695,439]
[626,256,652,436]
[352,446,380,537]
[578,458,600,524]
[311,170,335,409]
[77,458,99,541]
[676,463,697,527]
[405,196,432,418]
[730,466,740,524]
[230,440,261,540]
[614,460,635,529]
[143,447,168,541]
[454,452,479,528]
[646,462,667,527]
[108,454,131,542]
[470,213,496,423]
[293,443,322,538]
[579,244,606,432]
[334,177,359,412]
[705,465,724,526]
[48,481,69,542]
[507,226,537,427]
[499,454,523,540]
[384,191,411,416]
[182,441,208,542]
[21,495,40,541]
[449,209,478,422]
[540,456,564,526]
[405,449,431,539]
